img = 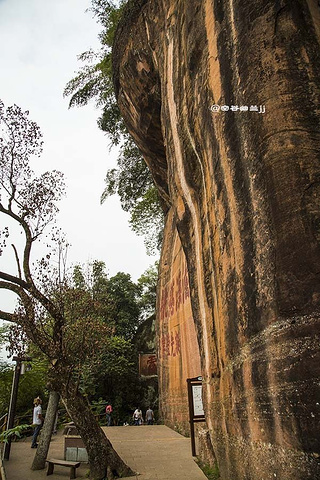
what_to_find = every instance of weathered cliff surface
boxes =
[113,1,320,479]
[157,208,202,434]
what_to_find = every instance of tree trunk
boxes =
[31,391,59,470]
[59,384,134,480]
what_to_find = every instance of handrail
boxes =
[0,402,107,432]
[0,453,7,480]
[0,415,7,433]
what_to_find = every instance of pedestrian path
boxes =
[3,425,207,480]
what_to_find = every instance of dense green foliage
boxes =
[64,0,164,254]
[68,260,158,422]
[0,325,48,423]
[64,0,127,145]
[0,258,157,425]
[0,362,13,420]
[137,262,158,320]
[0,359,48,423]
[106,272,141,339]
[71,260,153,338]
[0,424,31,443]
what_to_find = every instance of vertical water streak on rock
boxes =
[183,121,221,428]
[205,0,222,103]
[203,4,255,462]
[165,36,216,420]
[222,0,283,454]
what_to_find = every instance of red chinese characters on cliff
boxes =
[139,353,158,376]
[159,266,190,359]
[159,266,190,322]
[161,330,181,358]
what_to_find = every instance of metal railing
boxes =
[0,415,7,433]
[0,453,7,480]
[0,415,8,480]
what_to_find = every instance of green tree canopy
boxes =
[71,260,157,338]
[137,262,158,320]
[106,271,141,339]
[0,358,48,423]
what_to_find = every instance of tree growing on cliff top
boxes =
[64,0,164,254]
[0,100,134,480]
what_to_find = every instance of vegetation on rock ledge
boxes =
[64,0,163,255]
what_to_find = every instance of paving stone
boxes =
[3,425,207,480]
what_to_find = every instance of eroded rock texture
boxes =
[113,1,320,478]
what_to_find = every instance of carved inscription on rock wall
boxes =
[158,213,201,433]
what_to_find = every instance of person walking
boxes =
[31,397,43,448]
[106,403,113,426]
[145,407,154,425]
[133,407,142,425]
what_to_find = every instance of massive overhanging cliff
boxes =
[113,1,320,479]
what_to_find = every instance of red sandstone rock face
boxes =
[157,209,202,435]
[113,1,320,479]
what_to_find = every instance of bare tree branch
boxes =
[0,271,29,289]
[0,280,55,358]
[11,243,22,279]
[0,269,64,329]
[0,201,34,286]
[0,310,15,322]
[0,278,29,297]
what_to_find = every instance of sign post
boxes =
[187,376,205,456]
[3,356,32,460]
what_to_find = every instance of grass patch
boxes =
[195,459,220,480]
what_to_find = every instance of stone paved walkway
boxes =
[3,425,207,480]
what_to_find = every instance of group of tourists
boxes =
[133,406,154,425]
[105,403,155,426]
[31,397,156,450]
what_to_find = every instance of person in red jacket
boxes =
[106,403,113,426]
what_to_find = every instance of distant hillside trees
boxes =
[70,260,158,422]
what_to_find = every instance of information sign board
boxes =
[187,376,205,456]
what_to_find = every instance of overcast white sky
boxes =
[0,0,158,351]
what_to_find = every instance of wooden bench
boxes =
[46,458,80,479]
